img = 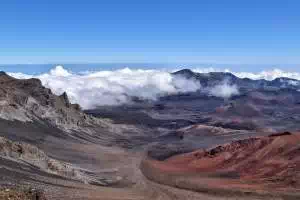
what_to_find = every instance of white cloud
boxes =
[49,65,72,77]
[191,68,300,81]
[208,80,239,98]
[231,69,300,81]
[9,66,201,109]
[7,65,300,109]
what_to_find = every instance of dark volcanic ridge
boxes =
[87,69,300,134]
[173,69,300,90]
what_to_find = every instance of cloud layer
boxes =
[192,68,300,81]
[9,66,201,109]
[8,65,300,109]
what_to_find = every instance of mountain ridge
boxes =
[173,68,300,90]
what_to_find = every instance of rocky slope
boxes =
[0,71,157,148]
[141,132,300,198]
[0,71,99,131]
[0,136,122,186]
[0,72,156,199]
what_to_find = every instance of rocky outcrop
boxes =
[0,72,101,132]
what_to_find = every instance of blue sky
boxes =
[0,0,300,70]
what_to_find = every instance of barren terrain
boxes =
[0,70,300,199]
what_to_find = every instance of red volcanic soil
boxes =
[141,132,300,197]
